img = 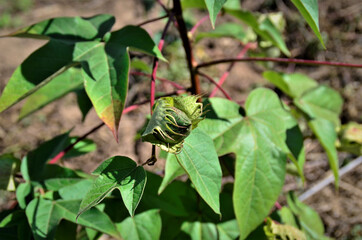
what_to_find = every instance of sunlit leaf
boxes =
[78,156,146,217]
[176,128,222,215]
[198,89,291,239]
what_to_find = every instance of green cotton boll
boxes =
[142,95,203,153]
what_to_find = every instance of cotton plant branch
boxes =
[197,71,232,100]
[209,42,257,98]
[196,57,362,69]
[189,15,210,36]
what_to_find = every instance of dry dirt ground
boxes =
[0,0,361,239]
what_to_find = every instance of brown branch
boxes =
[196,57,362,69]
[137,14,169,27]
[172,0,201,95]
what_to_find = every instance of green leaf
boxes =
[0,40,75,113]
[294,85,343,127]
[45,178,84,191]
[78,156,146,217]
[0,154,20,191]
[278,207,298,228]
[176,128,222,215]
[16,182,32,209]
[308,119,339,187]
[58,179,94,200]
[217,219,240,240]
[264,217,307,240]
[6,14,115,42]
[117,209,161,240]
[198,89,289,239]
[291,0,325,48]
[181,221,218,240]
[74,41,129,139]
[0,210,26,228]
[158,152,185,194]
[263,71,318,98]
[140,171,198,217]
[287,192,326,240]
[63,137,96,159]
[130,58,152,74]
[204,0,227,28]
[19,67,83,119]
[109,25,166,61]
[195,23,251,44]
[25,198,120,240]
[225,9,290,56]
[76,89,93,121]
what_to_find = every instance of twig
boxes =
[298,156,362,202]
[49,90,186,164]
[150,17,173,113]
[197,71,232,100]
[137,14,169,26]
[209,42,257,97]
[130,71,186,90]
[173,0,201,95]
[196,57,362,69]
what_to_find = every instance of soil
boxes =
[0,0,361,239]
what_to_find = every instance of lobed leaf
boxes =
[198,89,292,239]
[78,156,146,218]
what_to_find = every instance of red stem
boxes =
[196,57,362,69]
[198,71,232,100]
[150,17,172,113]
[137,14,169,26]
[130,71,186,90]
[209,42,257,97]
[189,15,209,36]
